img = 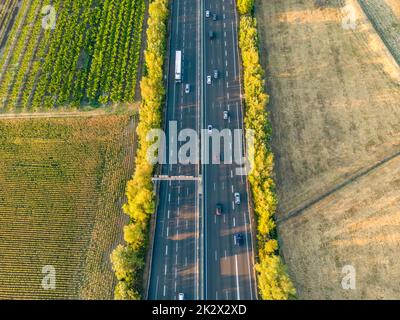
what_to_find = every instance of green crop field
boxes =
[0,115,136,299]
[0,0,145,112]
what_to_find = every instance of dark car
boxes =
[216,204,223,216]
[209,31,214,39]
[234,233,244,246]
[213,69,219,79]
[213,13,217,21]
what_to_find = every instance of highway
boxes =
[203,0,256,300]
[148,0,201,300]
[148,0,257,300]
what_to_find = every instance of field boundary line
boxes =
[277,149,400,224]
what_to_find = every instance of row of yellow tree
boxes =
[110,0,170,300]
[237,0,296,299]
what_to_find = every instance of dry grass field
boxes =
[384,0,400,17]
[255,0,400,299]
[0,115,136,299]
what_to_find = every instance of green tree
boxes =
[237,0,254,15]
[256,255,296,300]
[114,281,141,300]
[110,245,144,282]
[124,223,146,251]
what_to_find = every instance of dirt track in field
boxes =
[255,0,400,299]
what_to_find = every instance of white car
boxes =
[223,111,229,120]
[207,75,212,85]
[178,293,185,300]
[185,83,190,94]
[234,193,241,205]
[205,10,210,18]
[207,125,213,134]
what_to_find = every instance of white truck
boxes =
[175,50,182,83]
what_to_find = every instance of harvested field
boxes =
[0,115,136,299]
[384,0,400,17]
[255,0,400,299]
[358,0,400,65]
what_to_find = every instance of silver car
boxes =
[223,111,229,120]
[185,83,190,94]
[234,193,241,205]
[205,10,210,18]
[207,75,212,85]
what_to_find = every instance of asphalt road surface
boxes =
[148,0,256,300]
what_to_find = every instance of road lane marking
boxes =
[165,264,167,276]
[232,201,235,210]
[235,254,240,300]
[168,210,170,219]
[166,245,168,256]
[156,277,159,298]
[168,194,171,202]
[232,185,234,193]
[232,21,237,78]
[185,257,188,266]
[233,217,236,227]
[166,227,169,237]
[231,170,233,178]
[163,285,166,297]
